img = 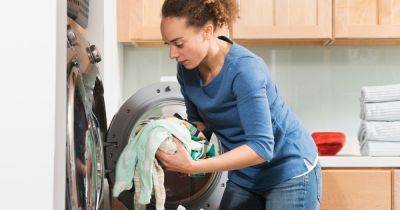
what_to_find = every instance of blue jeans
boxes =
[220,163,322,210]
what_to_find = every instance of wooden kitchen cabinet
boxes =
[334,0,400,41]
[117,0,400,46]
[117,0,229,46]
[231,0,332,44]
[321,169,393,210]
[117,0,164,46]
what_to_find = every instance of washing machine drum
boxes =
[105,82,227,210]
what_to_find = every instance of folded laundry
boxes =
[360,100,400,121]
[112,117,214,208]
[360,140,400,157]
[361,83,400,103]
[358,121,400,143]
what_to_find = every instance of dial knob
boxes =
[67,27,77,46]
[87,45,102,63]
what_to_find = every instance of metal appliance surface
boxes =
[66,19,106,210]
[66,14,227,210]
[105,82,228,210]
[67,0,90,28]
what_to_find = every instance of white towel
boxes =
[358,121,400,143]
[133,160,165,210]
[360,140,400,156]
[361,83,400,103]
[360,101,400,121]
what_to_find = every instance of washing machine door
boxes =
[105,82,227,210]
[67,67,104,210]
[66,19,106,210]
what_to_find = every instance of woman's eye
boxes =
[176,43,184,48]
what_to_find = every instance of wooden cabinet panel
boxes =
[117,0,231,46]
[394,170,400,210]
[117,0,164,45]
[231,0,332,41]
[116,0,400,45]
[335,0,400,39]
[321,169,392,210]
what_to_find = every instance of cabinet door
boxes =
[118,0,164,45]
[321,169,392,210]
[335,0,400,38]
[231,0,332,41]
[117,0,231,46]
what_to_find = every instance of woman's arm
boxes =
[156,138,265,174]
[191,143,265,173]
[191,121,206,131]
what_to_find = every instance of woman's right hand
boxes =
[192,121,206,131]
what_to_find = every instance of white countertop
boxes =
[319,156,400,168]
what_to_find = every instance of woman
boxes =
[156,0,322,209]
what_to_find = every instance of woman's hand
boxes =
[191,121,206,131]
[156,138,196,174]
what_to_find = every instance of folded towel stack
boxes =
[358,84,400,156]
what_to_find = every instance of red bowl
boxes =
[311,132,346,156]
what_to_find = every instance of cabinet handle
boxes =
[237,0,241,18]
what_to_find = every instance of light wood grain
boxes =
[117,0,230,46]
[117,0,131,43]
[394,170,400,210]
[335,0,400,39]
[231,0,332,40]
[321,169,392,210]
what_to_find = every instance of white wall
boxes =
[0,1,123,209]
[0,0,66,209]
[103,0,124,124]
[54,0,67,209]
[87,0,124,125]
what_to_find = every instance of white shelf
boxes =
[319,156,400,168]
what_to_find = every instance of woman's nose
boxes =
[169,45,178,59]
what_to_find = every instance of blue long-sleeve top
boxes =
[177,36,318,190]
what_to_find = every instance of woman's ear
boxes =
[202,22,214,40]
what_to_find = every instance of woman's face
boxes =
[160,17,210,69]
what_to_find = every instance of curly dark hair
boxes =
[161,0,238,30]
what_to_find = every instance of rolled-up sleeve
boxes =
[232,57,275,162]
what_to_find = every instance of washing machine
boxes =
[66,10,228,210]
[105,82,228,210]
[66,18,106,210]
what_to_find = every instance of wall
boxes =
[122,45,400,155]
[0,0,122,209]
[102,0,124,124]
[0,0,66,209]
[87,0,124,125]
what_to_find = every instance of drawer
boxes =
[321,169,392,210]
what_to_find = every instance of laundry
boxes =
[133,160,165,210]
[360,140,400,157]
[112,117,215,208]
[360,100,400,121]
[361,83,400,103]
[358,84,400,156]
[358,121,400,142]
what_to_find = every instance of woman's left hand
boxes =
[156,138,196,174]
